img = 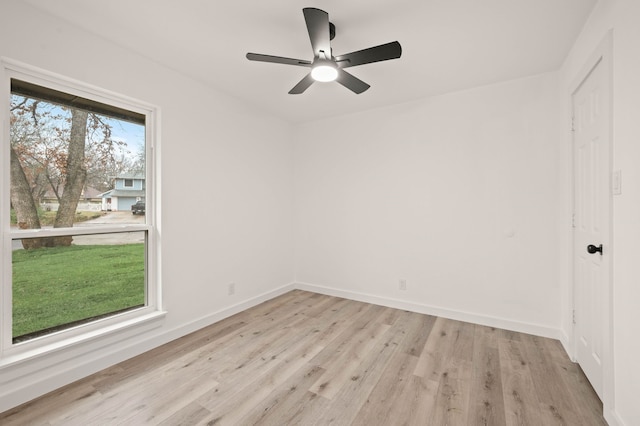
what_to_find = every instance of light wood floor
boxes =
[0,290,607,425]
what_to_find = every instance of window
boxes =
[1,60,161,357]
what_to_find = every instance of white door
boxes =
[572,58,609,400]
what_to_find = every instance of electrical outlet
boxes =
[399,279,407,291]
[228,282,235,296]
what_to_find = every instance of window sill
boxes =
[0,310,167,370]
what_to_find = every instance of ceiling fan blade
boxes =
[335,41,402,69]
[289,73,315,94]
[303,8,331,58]
[336,69,370,94]
[246,53,312,67]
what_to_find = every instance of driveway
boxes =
[75,211,145,245]
[76,211,145,226]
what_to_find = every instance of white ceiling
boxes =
[25,0,596,123]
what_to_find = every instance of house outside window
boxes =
[99,174,145,211]
[1,59,162,358]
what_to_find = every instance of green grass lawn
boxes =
[12,243,145,341]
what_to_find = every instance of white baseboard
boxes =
[158,281,296,345]
[558,328,575,361]
[604,409,623,426]
[296,283,630,426]
[3,281,587,416]
[295,281,563,341]
[0,282,296,414]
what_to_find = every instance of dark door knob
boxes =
[587,244,603,255]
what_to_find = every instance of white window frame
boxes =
[0,58,164,365]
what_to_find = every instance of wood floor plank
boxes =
[0,382,99,426]
[0,290,607,426]
[114,370,219,425]
[234,365,326,425]
[194,330,324,412]
[195,340,325,425]
[545,339,607,426]
[521,334,589,426]
[413,317,469,380]
[394,310,437,357]
[400,376,442,424]
[449,321,477,364]
[268,390,333,426]
[157,402,211,426]
[308,303,386,368]
[379,304,404,325]
[467,325,507,426]
[428,359,474,426]
[50,361,219,425]
[308,321,391,399]
[498,337,545,425]
[354,311,443,425]
[433,318,476,425]
[310,322,401,425]
[351,352,421,425]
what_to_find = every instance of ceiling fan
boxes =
[246,7,402,95]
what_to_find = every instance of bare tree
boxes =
[51,109,88,246]
[10,145,45,249]
[10,94,136,248]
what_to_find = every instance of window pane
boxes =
[9,85,146,231]
[12,232,146,343]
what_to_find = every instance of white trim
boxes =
[145,91,161,311]
[567,30,615,419]
[0,58,162,364]
[0,310,166,373]
[0,57,156,116]
[0,280,605,414]
[0,314,166,413]
[3,305,161,359]
[558,328,572,362]
[161,282,296,343]
[295,282,563,340]
[0,64,10,359]
[605,411,624,426]
[10,224,149,239]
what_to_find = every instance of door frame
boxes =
[568,31,614,416]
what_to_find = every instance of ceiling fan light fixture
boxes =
[311,64,338,82]
[246,8,402,94]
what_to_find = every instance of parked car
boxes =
[131,200,145,215]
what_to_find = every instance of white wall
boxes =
[0,0,294,411]
[561,1,640,425]
[294,72,564,337]
[3,0,636,422]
